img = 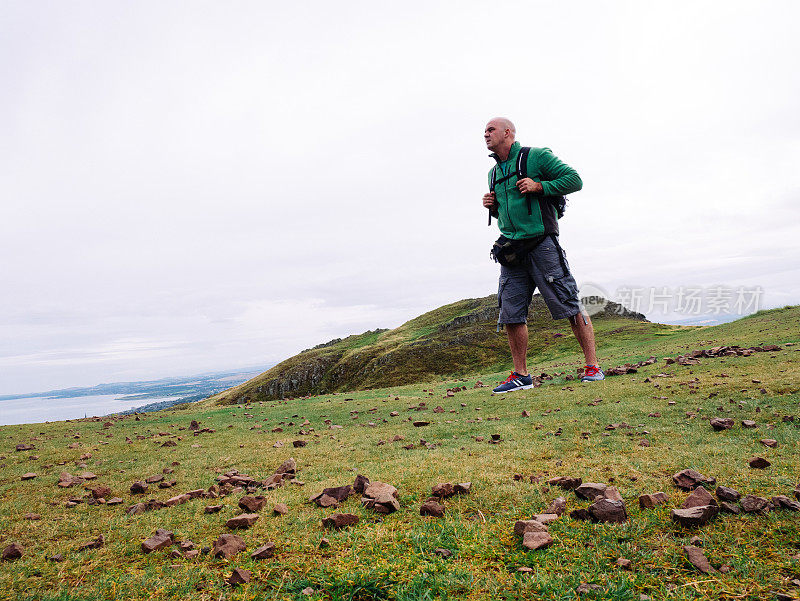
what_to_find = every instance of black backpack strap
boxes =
[488,166,498,225]
[516,147,531,178]
[517,147,532,215]
[550,234,570,274]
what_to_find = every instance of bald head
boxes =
[484,117,516,158]
[490,117,515,135]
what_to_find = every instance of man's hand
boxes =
[482,192,497,209]
[516,178,543,194]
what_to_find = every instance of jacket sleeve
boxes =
[538,149,583,196]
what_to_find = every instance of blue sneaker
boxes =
[493,371,534,393]
[581,365,605,382]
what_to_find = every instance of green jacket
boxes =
[488,141,582,240]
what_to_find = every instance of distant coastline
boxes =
[0,365,270,426]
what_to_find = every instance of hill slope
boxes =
[206,294,647,405]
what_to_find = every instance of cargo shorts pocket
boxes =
[549,273,580,304]
[535,243,578,304]
[497,275,507,309]
[534,242,567,279]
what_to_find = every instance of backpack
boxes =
[488,147,567,225]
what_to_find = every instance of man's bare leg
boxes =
[569,312,598,366]
[506,322,529,375]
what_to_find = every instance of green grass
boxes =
[1,305,799,600]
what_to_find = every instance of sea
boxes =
[0,394,179,426]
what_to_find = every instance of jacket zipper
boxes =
[494,154,518,238]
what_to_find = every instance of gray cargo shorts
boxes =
[498,235,584,324]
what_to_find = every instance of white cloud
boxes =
[1,0,798,393]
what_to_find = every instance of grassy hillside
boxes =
[0,305,798,600]
[204,294,650,406]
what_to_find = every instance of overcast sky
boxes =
[1,1,798,395]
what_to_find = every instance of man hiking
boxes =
[482,117,603,393]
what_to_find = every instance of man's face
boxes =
[484,120,508,152]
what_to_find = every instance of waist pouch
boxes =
[490,235,546,267]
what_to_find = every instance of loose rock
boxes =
[671,505,719,527]
[682,486,718,509]
[226,513,259,529]
[672,469,716,490]
[771,496,800,511]
[548,476,582,490]
[212,534,246,559]
[545,497,567,516]
[251,542,276,559]
[130,481,148,494]
[522,531,553,550]
[238,495,267,512]
[420,500,444,517]
[322,513,359,529]
[353,474,370,494]
[588,498,627,523]
[533,513,560,524]
[748,456,770,469]
[164,494,190,507]
[314,494,339,508]
[684,545,716,573]
[431,483,455,498]
[710,418,734,431]
[741,495,771,513]
[321,485,352,502]
[715,486,741,502]
[639,492,669,509]
[514,520,548,536]
[77,535,105,551]
[58,472,83,488]
[575,483,607,501]
[362,481,400,514]
[569,509,591,521]
[274,458,296,476]
[2,543,23,561]
[141,529,174,553]
[91,485,112,500]
[227,567,251,586]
